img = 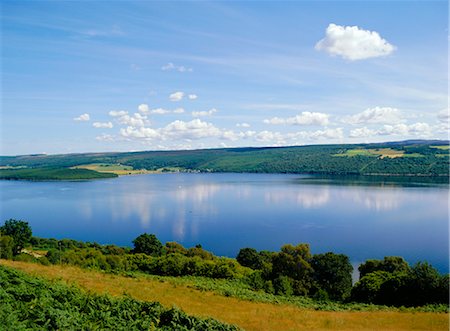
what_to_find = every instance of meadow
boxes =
[1,260,447,331]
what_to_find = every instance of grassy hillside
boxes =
[1,260,447,331]
[1,140,448,179]
[0,263,238,330]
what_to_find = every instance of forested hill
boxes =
[0,140,449,179]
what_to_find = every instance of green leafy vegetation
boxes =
[1,220,448,311]
[1,140,448,180]
[0,167,117,180]
[0,265,239,330]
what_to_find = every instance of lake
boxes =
[1,173,448,274]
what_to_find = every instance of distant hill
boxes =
[0,140,448,180]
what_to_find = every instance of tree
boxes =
[236,248,261,269]
[271,244,313,295]
[311,252,353,301]
[0,235,14,259]
[359,256,409,278]
[0,219,32,255]
[132,233,164,256]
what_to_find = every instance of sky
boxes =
[1,0,448,155]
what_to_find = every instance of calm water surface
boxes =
[1,173,448,273]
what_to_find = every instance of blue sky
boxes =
[1,0,448,155]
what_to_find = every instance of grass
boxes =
[73,163,185,175]
[1,259,448,331]
[333,148,420,159]
[73,163,150,175]
[430,145,450,150]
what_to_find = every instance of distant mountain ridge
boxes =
[1,140,448,180]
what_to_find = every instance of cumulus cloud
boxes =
[169,91,184,102]
[149,107,185,115]
[344,107,402,125]
[236,122,250,128]
[73,113,90,121]
[138,104,150,113]
[109,110,128,117]
[349,122,433,138]
[188,94,198,100]
[349,127,377,138]
[161,62,193,72]
[120,119,224,141]
[308,128,344,140]
[263,112,330,126]
[93,121,113,129]
[315,23,395,60]
[192,108,218,117]
[116,113,149,127]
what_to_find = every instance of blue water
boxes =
[1,173,448,273]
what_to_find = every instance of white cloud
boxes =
[150,108,170,115]
[308,128,344,140]
[161,62,193,72]
[188,94,198,100]
[315,23,395,60]
[96,134,115,142]
[109,110,128,117]
[162,119,222,139]
[349,122,433,138]
[169,91,184,102]
[192,108,218,117]
[344,107,402,125]
[73,113,90,121]
[149,107,185,114]
[117,113,149,127]
[263,112,330,126]
[173,108,185,114]
[236,122,250,128]
[349,127,377,138]
[120,126,160,139]
[93,121,113,129]
[138,104,150,113]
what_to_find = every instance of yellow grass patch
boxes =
[73,163,155,176]
[1,260,447,331]
[369,148,405,158]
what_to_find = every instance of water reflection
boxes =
[1,173,448,273]
[264,188,330,208]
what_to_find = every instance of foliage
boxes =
[0,219,32,255]
[0,235,14,259]
[133,233,164,256]
[237,247,262,270]
[1,141,448,179]
[311,252,353,301]
[351,260,449,307]
[0,167,117,180]
[0,265,240,330]
[359,256,410,278]
[2,220,448,309]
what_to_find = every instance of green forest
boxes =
[1,220,448,313]
[0,140,448,180]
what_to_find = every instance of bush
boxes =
[132,233,164,256]
[0,235,14,259]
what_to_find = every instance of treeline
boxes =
[1,141,448,178]
[0,265,239,330]
[237,247,449,307]
[0,167,117,180]
[1,219,448,308]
